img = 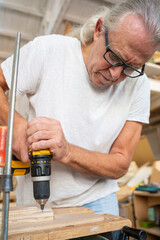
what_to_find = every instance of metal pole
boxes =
[1,33,21,240]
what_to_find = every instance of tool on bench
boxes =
[11,150,52,210]
[12,150,51,211]
[0,133,52,211]
[135,184,159,193]
[121,226,147,240]
[29,149,51,210]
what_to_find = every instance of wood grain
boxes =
[0,206,131,240]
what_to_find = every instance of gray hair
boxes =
[67,6,110,45]
[68,0,160,46]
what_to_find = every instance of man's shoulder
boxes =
[32,34,79,47]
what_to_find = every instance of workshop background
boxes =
[0,0,160,239]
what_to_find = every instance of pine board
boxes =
[0,191,16,202]
[0,206,131,240]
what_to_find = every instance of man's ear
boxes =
[94,17,104,41]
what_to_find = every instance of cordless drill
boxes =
[29,150,52,210]
[12,150,52,210]
[0,127,51,211]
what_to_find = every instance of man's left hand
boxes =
[27,117,70,162]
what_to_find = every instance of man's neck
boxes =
[81,43,93,66]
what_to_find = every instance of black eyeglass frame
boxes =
[103,31,145,78]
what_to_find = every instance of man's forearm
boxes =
[60,121,142,179]
[0,80,29,162]
[60,144,128,179]
[0,87,26,126]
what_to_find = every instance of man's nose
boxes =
[108,66,124,81]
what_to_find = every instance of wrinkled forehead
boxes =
[108,14,157,64]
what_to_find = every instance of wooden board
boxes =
[53,206,94,215]
[0,206,131,240]
[0,191,16,203]
[0,201,17,209]
[0,205,94,215]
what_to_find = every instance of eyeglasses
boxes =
[103,31,145,78]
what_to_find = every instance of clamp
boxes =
[121,226,147,240]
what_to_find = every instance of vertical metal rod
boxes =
[1,33,21,240]
[4,33,21,175]
[1,193,10,240]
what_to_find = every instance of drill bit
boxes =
[37,199,48,211]
[40,204,44,211]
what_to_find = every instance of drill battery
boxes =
[11,155,30,175]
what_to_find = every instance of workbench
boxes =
[0,204,131,240]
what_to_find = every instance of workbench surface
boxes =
[0,205,131,240]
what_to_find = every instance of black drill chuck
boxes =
[29,150,51,210]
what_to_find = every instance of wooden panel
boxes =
[53,206,94,215]
[0,191,16,203]
[0,206,131,240]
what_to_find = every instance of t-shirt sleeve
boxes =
[127,74,150,124]
[1,36,44,97]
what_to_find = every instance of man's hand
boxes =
[27,117,70,162]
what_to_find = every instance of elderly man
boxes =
[0,0,160,239]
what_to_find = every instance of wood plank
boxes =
[53,206,94,215]
[0,205,38,214]
[0,206,131,240]
[0,205,93,215]
[49,214,131,240]
[9,211,53,223]
[0,205,103,230]
[0,213,104,234]
[8,234,50,240]
[7,214,131,240]
[0,191,16,203]
[0,202,17,210]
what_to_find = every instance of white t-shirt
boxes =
[1,34,150,207]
